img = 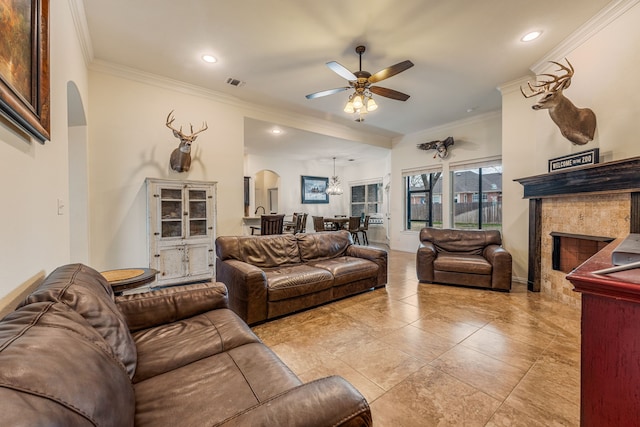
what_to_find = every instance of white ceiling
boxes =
[81,0,613,163]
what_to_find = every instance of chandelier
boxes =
[326,157,343,196]
[343,90,378,122]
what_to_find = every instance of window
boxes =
[351,182,382,218]
[404,170,442,230]
[450,162,502,230]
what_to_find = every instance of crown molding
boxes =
[531,0,640,73]
[498,76,535,95]
[68,0,94,66]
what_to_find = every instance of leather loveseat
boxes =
[416,227,512,291]
[0,263,372,426]
[216,230,387,325]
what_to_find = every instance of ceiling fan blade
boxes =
[305,87,351,99]
[368,60,414,84]
[326,61,357,81]
[370,86,411,101]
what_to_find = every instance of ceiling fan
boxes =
[305,45,414,109]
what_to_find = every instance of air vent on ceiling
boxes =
[226,78,245,87]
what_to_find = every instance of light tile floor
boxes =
[252,249,581,427]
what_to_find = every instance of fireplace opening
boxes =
[551,232,614,273]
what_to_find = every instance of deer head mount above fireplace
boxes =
[165,111,208,173]
[521,59,596,145]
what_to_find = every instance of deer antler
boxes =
[520,58,574,97]
[520,81,548,98]
[166,110,184,135]
[189,122,208,136]
[166,110,208,141]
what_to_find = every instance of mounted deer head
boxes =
[165,110,208,172]
[521,59,596,145]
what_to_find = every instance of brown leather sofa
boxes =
[216,230,387,325]
[0,263,372,426]
[417,227,512,291]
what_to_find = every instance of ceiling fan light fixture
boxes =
[367,97,378,111]
[305,45,413,118]
[352,94,363,109]
[344,100,355,113]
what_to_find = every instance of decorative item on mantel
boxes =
[165,110,208,172]
[548,148,599,173]
[521,58,596,145]
[417,136,454,159]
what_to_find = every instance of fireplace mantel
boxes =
[514,156,640,199]
[515,156,640,292]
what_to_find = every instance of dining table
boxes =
[323,217,350,230]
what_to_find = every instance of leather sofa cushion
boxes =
[132,308,261,383]
[434,253,492,275]
[134,342,301,427]
[216,234,301,268]
[297,231,351,262]
[266,265,334,301]
[420,228,502,255]
[116,282,228,332]
[309,256,379,286]
[18,263,137,378]
[0,301,135,426]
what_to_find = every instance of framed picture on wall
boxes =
[0,0,50,143]
[301,175,329,204]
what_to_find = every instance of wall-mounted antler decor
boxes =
[165,110,208,172]
[417,136,454,159]
[521,59,596,145]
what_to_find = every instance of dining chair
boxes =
[347,216,361,244]
[250,214,285,235]
[358,215,370,245]
[296,213,308,233]
[283,213,299,233]
[312,216,325,232]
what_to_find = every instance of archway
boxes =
[255,169,280,214]
[67,81,89,263]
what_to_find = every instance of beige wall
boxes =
[0,3,89,310]
[87,70,245,270]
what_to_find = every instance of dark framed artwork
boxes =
[0,0,50,143]
[301,175,329,204]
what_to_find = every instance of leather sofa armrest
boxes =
[115,282,228,332]
[216,259,268,325]
[346,245,388,287]
[416,242,437,282]
[218,376,371,427]
[484,244,513,291]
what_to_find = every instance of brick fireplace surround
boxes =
[515,156,640,307]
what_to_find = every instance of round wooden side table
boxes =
[100,268,158,294]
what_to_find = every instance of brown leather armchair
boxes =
[416,227,512,291]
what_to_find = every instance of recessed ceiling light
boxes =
[202,55,217,63]
[271,128,282,135]
[521,31,542,42]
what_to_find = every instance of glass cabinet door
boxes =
[160,188,183,238]
[188,189,208,237]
